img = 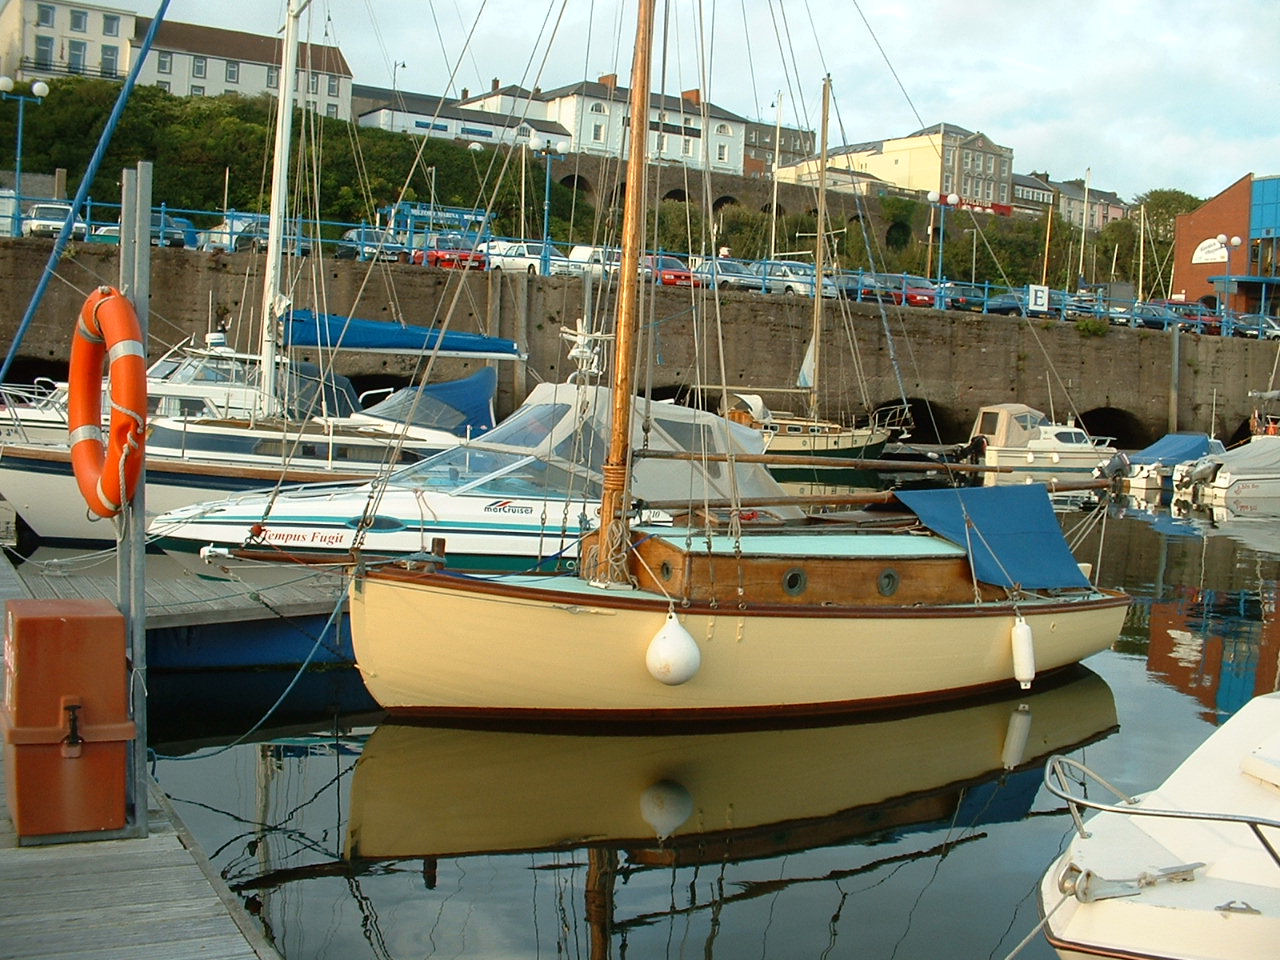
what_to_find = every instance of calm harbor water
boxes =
[140,503,1278,960]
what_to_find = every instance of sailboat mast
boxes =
[258,0,311,417]
[594,0,655,583]
[768,91,782,263]
[809,76,830,421]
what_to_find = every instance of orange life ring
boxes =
[68,286,147,517]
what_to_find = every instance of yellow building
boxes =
[780,123,1014,211]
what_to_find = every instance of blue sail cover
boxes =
[895,485,1090,590]
[1128,432,1224,467]
[282,309,522,360]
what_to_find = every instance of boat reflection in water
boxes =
[344,667,1116,865]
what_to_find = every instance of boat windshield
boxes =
[386,446,601,499]
[165,354,259,386]
[361,387,471,434]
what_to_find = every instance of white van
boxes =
[566,245,650,282]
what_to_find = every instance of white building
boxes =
[371,74,748,176]
[0,1,352,119]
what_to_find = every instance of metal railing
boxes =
[1043,753,1280,870]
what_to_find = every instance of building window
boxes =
[715,123,730,135]
[102,13,119,36]
[36,4,54,27]
[34,35,53,69]
[592,122,604,142]
[266,66,278,88]
[101,45,118,78]
[308,73,318,94]
[191,85,204,96]
[944,147,954,166]
[192,56,206,78]
[962,149,970,168]
[1000,157,1009,176]
[943,173,953,192]
[1000,184,1009,203]
[67,39,86,73]
[69,8,87,31]
[157,51,172,74]
[716,142,727,162]
[326,103,338,118]
[986,154,994,173]
[655,133,666,152]
[590,102,605,114]
[327,75,338,97]
[225,61,239,83]
[682,137,692,156]
[156,80,169,92]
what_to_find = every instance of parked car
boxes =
[1150,298,1220,334]
[479,239,575,275]
[693,257,779,293]
[830,271,898,303]
[643,254,701,287]
[414,232,487,270]
[882,273,938,307]
[752,260,838,298]
[199,213,269,252]
[151,212,198,248]
[333,227,405,262]
[985,288,1083,320]
[1231,314,1280,340]
[937,281,989,312]
[1123,302,1185,330]
[231,222,313,256]
[21,202,88,240]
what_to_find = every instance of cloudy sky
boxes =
[124,0,1278,202]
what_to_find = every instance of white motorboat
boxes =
[1172,435,1280,511]
[1119,432,1225,496]
[149,379,793,583]
[1038,691,1280,960]
[967,402,1116,486]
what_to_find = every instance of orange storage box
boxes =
[2,598,136,838]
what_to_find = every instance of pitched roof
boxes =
[355,85,570,137]
[535,79,748,122]
[134,17,352,77]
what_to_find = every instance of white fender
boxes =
[1012,616,1035,689]
[640,779,694,839]
[646,612,701,685]
[1002,704,1032,769]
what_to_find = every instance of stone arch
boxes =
[662,187,689,203]
[712,195,739,213]
[885,221,911,251]
[559,172,593,204]
[762,201,786,217]
[874,396,968,445]
[1079,406,1148,449]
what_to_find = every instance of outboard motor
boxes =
[1096,451,1130,480]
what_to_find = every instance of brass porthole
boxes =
[783,568,807,596]
[660,561,673,581]
[877,568,900,596]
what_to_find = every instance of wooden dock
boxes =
[0,763,281,959]
[7,549,343,628]
[0,547,318,959]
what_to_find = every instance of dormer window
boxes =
[590,102,606,114]
[715,123,730,135]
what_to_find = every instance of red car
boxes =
[1149,298,1220,334]
[413,232,487,271]
[644,255,702,287]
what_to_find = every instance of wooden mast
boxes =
[592,0,656,583]
[808,75,831,421]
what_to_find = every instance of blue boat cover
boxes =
[895,484,1090,590]
[1128,432,1224,467]
[282,308,522,360]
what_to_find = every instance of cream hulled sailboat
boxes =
[346,1,1129,721]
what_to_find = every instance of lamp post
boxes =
[1216,232,1242,319]
[926,190,959,309]
[529,136,568,276]
[0,76,49,236]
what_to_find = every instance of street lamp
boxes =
[0,76,49,236]
[529,135,568,277]
[1216,232,1242,318]
[927,190,959,309]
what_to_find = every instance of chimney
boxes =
[491,77,499,91]
[460,87,469,100]
[599,73,617,89]
[682,88,701,107]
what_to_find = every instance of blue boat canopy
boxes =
[1128,432,1225,467]
[362,367,498,437]
[282,308,522,360]
[895,485,1090,590]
